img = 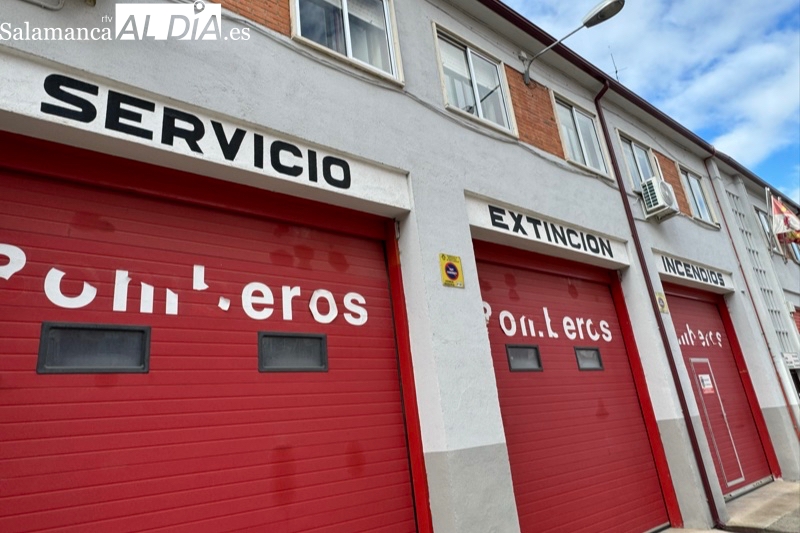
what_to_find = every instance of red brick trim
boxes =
[654,151,691,215]
[221,0,291,36]
[504,65,564,158]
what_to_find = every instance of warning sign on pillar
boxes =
[439,254,464,289]
[698,374,715,394]
[782,352,800,370]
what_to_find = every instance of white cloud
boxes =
[779,165,800,203]
[504,0,800,184]
[782,186,800,204]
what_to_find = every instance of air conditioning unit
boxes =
[641,177,679,221]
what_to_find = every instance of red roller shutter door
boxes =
[0,154,417,531]
[665,286,772,497]
[476,242,669,533]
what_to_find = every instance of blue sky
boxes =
[503,0,800,203]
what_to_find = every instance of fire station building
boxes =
[1,0,799,532]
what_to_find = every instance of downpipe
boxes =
[594,80,724,528]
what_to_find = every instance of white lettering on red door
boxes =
[193,264,209,290]
[0,243,368,326]
[113,270,132,311]
[562,316,612,341]
[140,283,154,313]
[483,302,492,325]
[499,311,516,336]
[343,292,368,326]
[487,302,612,342]
[0,244,26,280]
[543,307,559,338]
[309,289,337,324]
[242,282,275,320]
[677,323,722,348]
[44,268,98,309]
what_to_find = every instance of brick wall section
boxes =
[210,8,564,158]
[793,312,800,335]
[220,0,291,37]
[504,65,564,158]
[654,151,692,214]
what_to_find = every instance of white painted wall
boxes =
[1,0,797,528]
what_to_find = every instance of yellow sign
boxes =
[439,253,464,288]
[656,292,670,314]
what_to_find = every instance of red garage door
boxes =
[0,141,418,532]
[476,242,670,533]
[665,285,772,497]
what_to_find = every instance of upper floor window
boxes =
[790,242,800,263]
[756,208,783,254]
[556,101,607,174]
[437,32,511,130]
[297,0,397,76]
[621,137,657,184]
[681,169,714,223]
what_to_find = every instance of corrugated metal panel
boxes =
[476,247,668,533]
[0,170,416,533]
[666,291,771,496]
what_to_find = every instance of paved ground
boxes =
[662,529,726,532]
[724,480,800,533]
[663,480,799,533]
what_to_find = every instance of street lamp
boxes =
[523,0,625,85]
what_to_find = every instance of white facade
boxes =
[0,0,798,531]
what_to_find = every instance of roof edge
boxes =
[477,0,799,211]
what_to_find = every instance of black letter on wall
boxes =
[211,121,246,161]
[161,107,205,153]
[105,90,155,140]
[41,74,99,123]
[322,156,351,189]
[270,141,303,177]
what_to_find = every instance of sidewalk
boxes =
[724,480,800,533]
[662,529,725,533]
[663,480,800,533]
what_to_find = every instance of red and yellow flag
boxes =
[771,195,800,244]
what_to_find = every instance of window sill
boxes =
[565,159,612,181]
[689,215,721,230]
[444,104,519,139]
[290,33,404,88]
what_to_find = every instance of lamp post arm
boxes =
[523,24,584,85]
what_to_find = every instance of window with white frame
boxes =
[790,242,800,263]
[437,32,510,130]
[297,0,397,76]
[555,101,607,174]
[681,169,714,223]
[620,136,657,185]
[756,208,783,254]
